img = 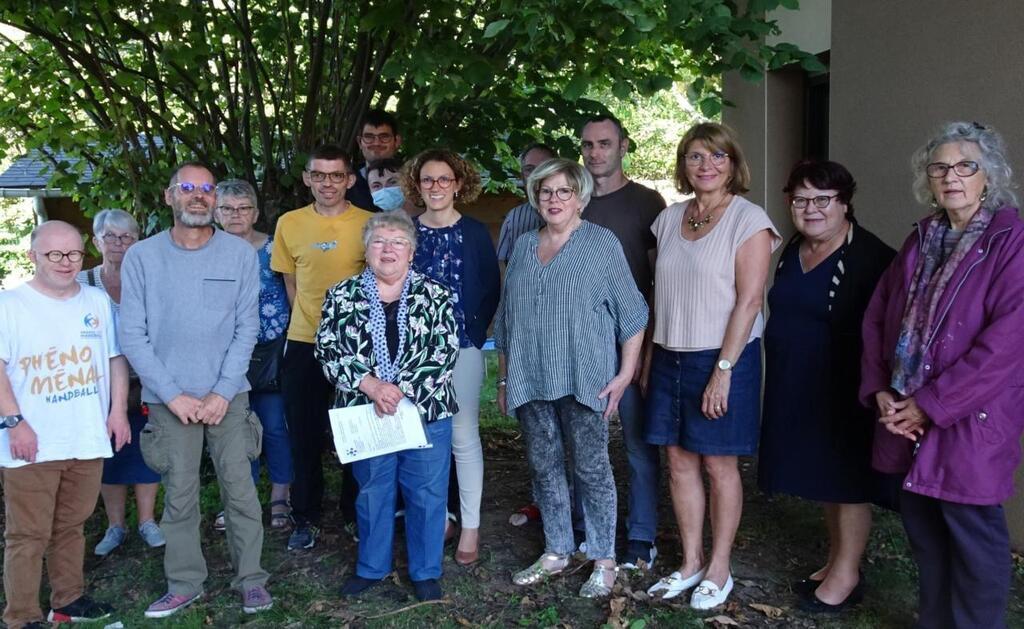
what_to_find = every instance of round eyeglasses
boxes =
[537,187,576,202]
[39,250,85,263]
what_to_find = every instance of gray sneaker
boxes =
[94,526,126,556]
[138,519,166,548]
[241,585,273,614]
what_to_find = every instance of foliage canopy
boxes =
[0,0,823,227]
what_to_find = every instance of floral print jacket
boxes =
[314,270,460,422]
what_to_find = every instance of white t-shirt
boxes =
[652,196,781,351]
[0,283,119,468]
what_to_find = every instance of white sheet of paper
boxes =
[329,398,429,464]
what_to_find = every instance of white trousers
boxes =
[451,346,485,528]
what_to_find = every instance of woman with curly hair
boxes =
[401,149,500,564]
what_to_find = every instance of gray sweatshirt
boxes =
[119,229,259,404]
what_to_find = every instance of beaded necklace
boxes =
[360,268,412,383]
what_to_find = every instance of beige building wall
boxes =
[725,1,1024,548]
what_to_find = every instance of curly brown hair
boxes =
[400,148,483,208]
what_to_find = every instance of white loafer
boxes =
[690,574,734,610]
[646,568,706,600]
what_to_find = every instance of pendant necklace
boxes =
[686,195,731,232]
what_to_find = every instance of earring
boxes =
[930,197,939,208]
[980,186,989,204]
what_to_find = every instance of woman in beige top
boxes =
[644,123,779,610]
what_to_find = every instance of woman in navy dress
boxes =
[758,161,895,613]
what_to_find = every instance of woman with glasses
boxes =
[315,210,459,602]
[76,209,166,556]
[214,180,293,530]
[757,161,895,613]
[495,158,647,598]
[644,122,779,609]
[400,149,500,565]
[862,122,1024,627]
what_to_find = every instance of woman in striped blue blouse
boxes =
[494,158,648,598]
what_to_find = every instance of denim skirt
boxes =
[645,339,762,456]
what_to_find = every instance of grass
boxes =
[1,352,1022,627]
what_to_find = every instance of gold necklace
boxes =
[686,195,731,231]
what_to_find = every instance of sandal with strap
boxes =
[269,500,291,529]
[513,552,570,586]
[580,563,619,598]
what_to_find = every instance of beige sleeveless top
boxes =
[652,195,780,351]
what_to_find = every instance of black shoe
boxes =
[619,539,657,570]
[412,578,443,601]
[792,577,823,597]
[23,622,49,628]
[340,575,384,597]
[48,595,114,623]
[798,582,864,614]
[287,524,318,550]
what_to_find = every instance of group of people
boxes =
[1,108,1022,629]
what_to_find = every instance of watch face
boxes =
[717,359,732,371]
[2,416,18,428]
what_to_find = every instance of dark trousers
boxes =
[900,490,1011,629]
[283,340,357,525]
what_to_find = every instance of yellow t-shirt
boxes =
[271,203,373,343]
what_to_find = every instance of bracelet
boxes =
[496,378,507,387]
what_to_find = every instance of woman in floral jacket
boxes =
[315,211,459,603]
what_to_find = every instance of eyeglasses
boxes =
[538,187,576,202]
[791,194,840,209]
[100,233,137,245]
[306,170,350,183]
[173,182,216,195]
[683,151,730,167]
[419,175,456,189]
[39,250,85,263]
[368,237,412,250]
[925,160,980,179]
[217,205,256,216]
[360,132,395,143]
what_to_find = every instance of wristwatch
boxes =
[716,359,733,372]
[0,414,24,429]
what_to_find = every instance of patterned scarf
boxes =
[890,209,992,395]
[360,268,412,383]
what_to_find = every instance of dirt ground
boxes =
[1,419,1022,627]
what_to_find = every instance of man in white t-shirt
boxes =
[0,221,129,629]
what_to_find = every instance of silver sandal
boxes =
[512,552,570,586]
[579,563,619,598]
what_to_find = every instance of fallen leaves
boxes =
[749,602,785,618]
[704,614,739,626]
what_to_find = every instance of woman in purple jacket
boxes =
[861,121,1024,629]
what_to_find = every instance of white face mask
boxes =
[372,186,405,211]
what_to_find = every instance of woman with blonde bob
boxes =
[496,158,648,598]
[644,123,779,609]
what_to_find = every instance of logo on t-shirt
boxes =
[82,313,102,339]
[313,240,338,252]
[18,344,101,404]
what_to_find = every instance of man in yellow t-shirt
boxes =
[271,143,372,551]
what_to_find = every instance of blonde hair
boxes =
[674,122,751,195]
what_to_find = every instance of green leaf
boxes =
[779,0,800,9]
[483,19,511,39]
[563,74,590,101]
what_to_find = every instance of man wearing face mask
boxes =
[366,158,421,218]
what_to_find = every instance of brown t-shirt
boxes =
[582,180,666,301]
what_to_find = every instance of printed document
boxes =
[329,398,428,464]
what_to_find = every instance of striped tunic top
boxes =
[494,220,649,413]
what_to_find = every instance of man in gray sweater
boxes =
[120,162,271,619]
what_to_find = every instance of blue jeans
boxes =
[617,382,660,543]
[249,392,294,485]
[352,418,452,581]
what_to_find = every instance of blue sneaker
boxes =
[138,519,166,548]
[287,524,318,550]
[94,526,126,556]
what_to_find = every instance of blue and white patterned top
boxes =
[414,219,469,347]
[258,237,290,343]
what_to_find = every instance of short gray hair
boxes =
[92,209,139,237]
[216,179,258,206]
[911,121,1018,211]
[526,158,594,210]
[362,210,417,250]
